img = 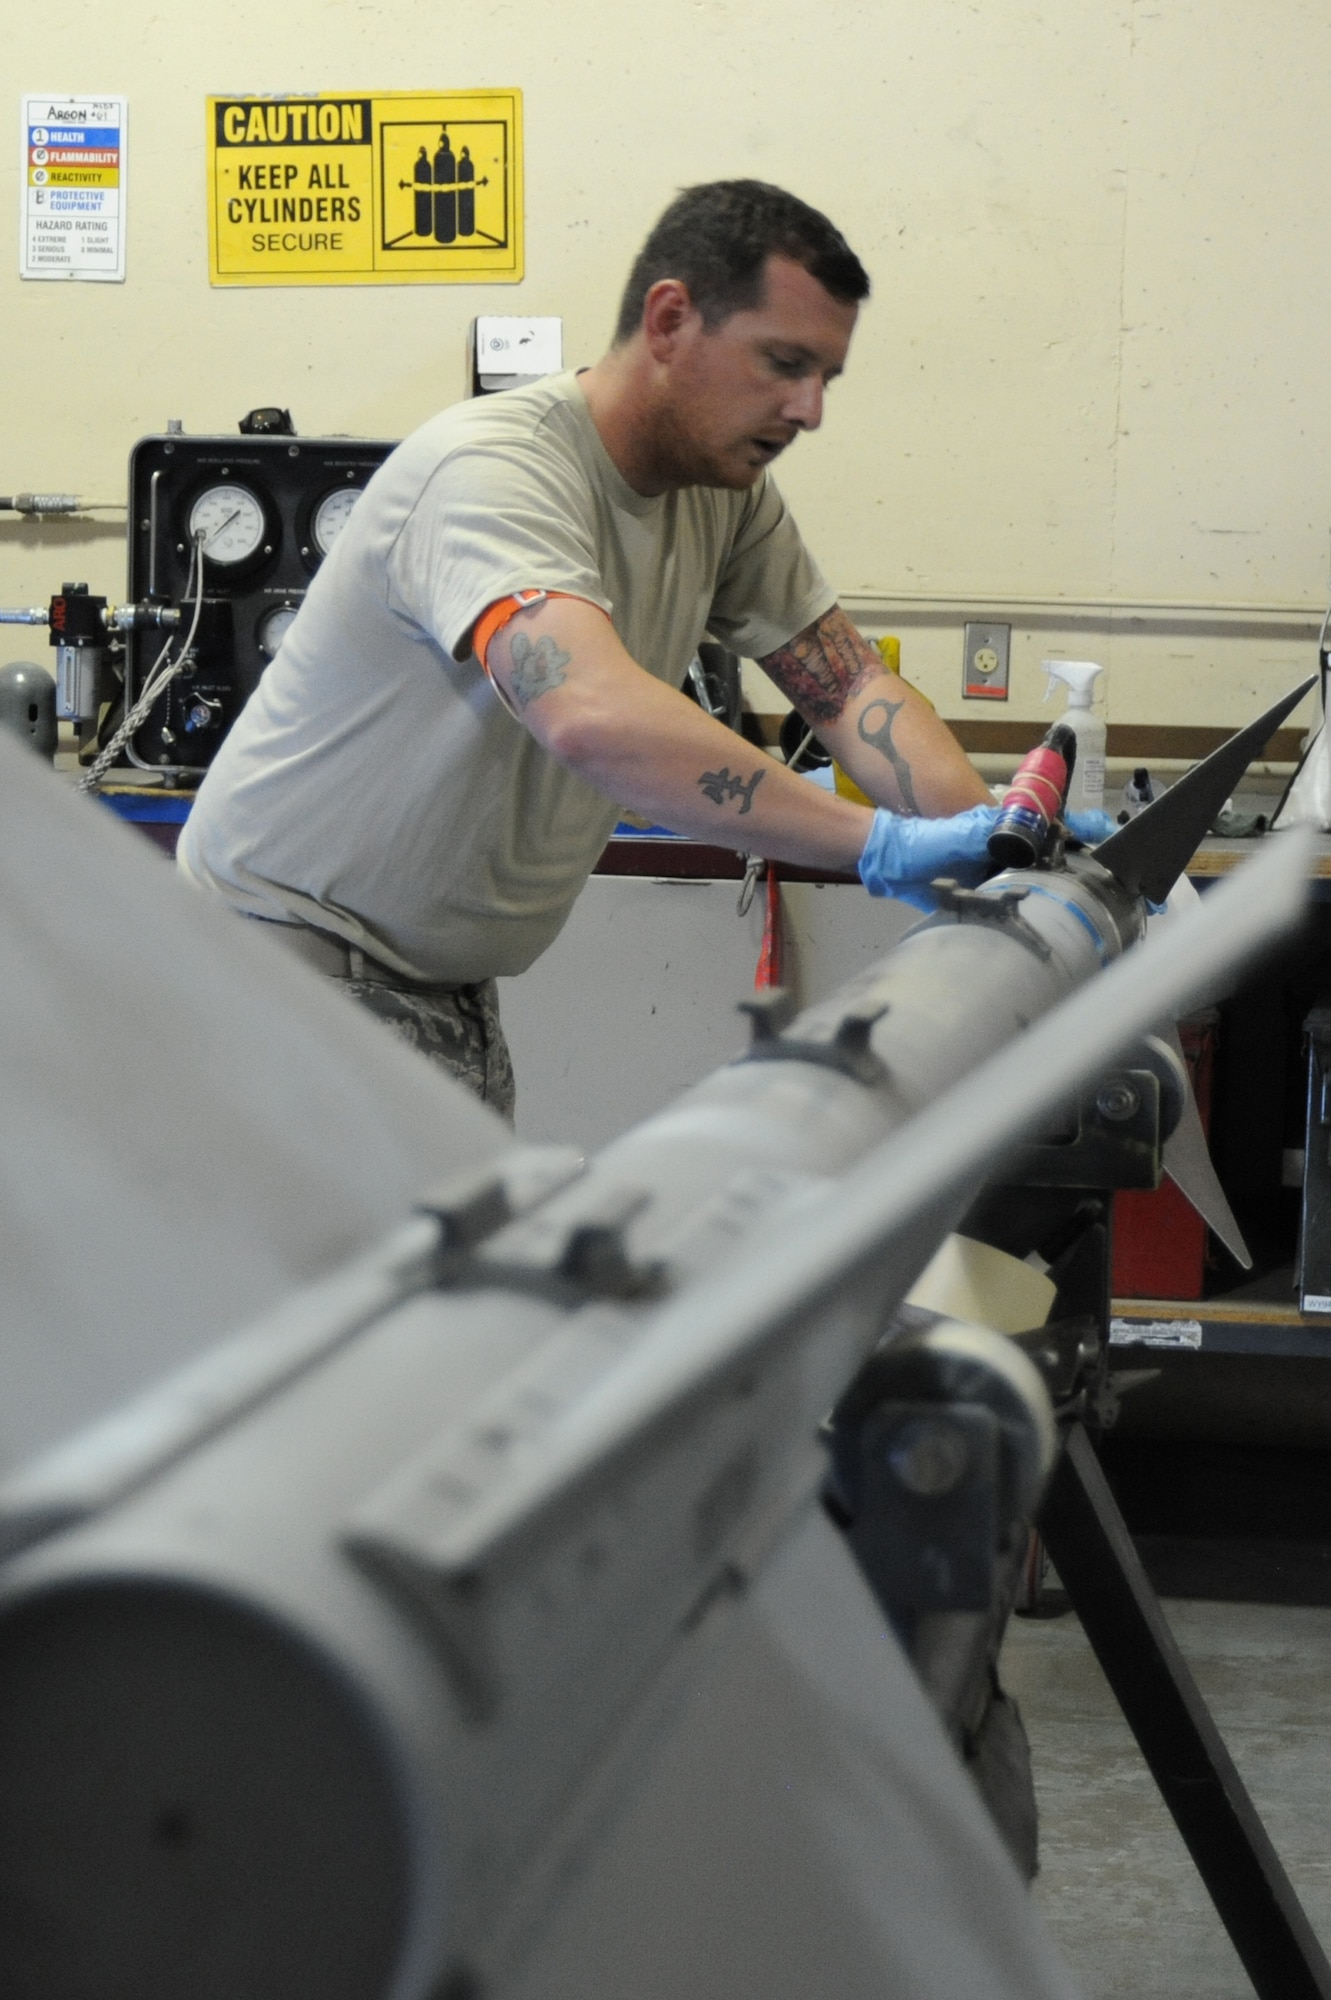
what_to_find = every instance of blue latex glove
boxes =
[858,805,1000,912]
[1065,809,1117,846]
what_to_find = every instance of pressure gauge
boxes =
[311,484,363,557]
[187,482,270,568]
[257,602,300,661]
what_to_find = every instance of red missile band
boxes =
[1000,744,1069,821]
[988,723,1078,867]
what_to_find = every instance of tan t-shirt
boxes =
[179,372,835,983]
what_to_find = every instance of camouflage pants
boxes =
[342,974,516,1123]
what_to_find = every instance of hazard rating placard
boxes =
[207,91,522,287]
[21,93,126,282]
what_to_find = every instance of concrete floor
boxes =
[1000,1597,1331,2000]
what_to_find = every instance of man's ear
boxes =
[641,278,698,360]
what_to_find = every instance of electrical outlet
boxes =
[963,622,1010,700]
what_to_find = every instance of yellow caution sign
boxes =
[207,91,522,287]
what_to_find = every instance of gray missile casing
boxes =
[0,853,1159,1996]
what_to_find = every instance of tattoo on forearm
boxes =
[757,606,876,725]
[509,632,570,709]
[857,692,920,815]
[698,764,765,816]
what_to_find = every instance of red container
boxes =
[1112,1013,1218,1299]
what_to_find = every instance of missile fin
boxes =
[1158,1023,1253,1269]
[1092,678,1316,903]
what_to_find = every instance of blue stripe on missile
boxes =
[1016,883,1111,965]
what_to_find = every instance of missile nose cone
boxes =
[1092,678,1315,905]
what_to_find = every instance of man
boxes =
[179,181,999,1118]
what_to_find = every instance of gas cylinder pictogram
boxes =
[433,128,457,244]
[386,117,505,250]
[413,146,432,237]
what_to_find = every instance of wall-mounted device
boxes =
[962,621,1011,701]
[123,428,396,775]
[471,315,563,395]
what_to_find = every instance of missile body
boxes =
[0,852,1169,1998]
[0,691,1310,1999]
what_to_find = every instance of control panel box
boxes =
[125,431,396,775]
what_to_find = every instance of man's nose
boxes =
[781,374,824,431]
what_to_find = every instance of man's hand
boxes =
[1065,809,1117,845]
[758,606,990,816]
[858,805,1000,910]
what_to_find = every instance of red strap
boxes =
[755,864,783,990]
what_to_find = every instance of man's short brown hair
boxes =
[614,180,870,344]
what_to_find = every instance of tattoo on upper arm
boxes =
[509,632,570,709]
[857,691,920,815]
[698,764,765,816]
[757,607,876,725]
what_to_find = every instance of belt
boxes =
[258,921,447,990]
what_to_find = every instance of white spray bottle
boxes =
[1043,660,1106,812]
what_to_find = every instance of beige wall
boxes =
[2,0,1328,739]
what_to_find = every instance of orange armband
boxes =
[472,589,585,678]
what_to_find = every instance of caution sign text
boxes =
[207,90,522,287]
